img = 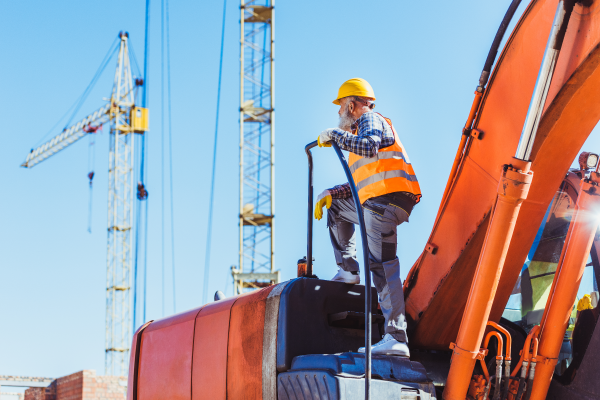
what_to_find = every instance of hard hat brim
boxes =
[333,96,376,106]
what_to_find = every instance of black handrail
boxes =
[305,141,317,276]
[305,140,372,400]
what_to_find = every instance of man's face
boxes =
[338,98,355,132]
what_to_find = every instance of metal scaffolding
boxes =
[232,0,280,294]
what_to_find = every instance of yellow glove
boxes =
[318,136,332,147]
[317,128,336,147]
[314,189,332,220]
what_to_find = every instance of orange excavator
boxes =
[127,0,600,399]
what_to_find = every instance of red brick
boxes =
[25,371,125,400]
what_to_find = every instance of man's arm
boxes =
[329,113,394,158]
[329,183,352,199]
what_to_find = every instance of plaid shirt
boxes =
[329,111,395,200]
[329,183,353,199]
[330,111,395,158]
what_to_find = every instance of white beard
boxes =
[338,108,355,132]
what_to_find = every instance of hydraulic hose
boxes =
[524,339,539,400]
[484,375,493,399]
[516,360,528,400]
[493,359,503,400]
[478,0,523,91]
[487,322,512,400]
[524,361,536,400]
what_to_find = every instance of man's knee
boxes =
[381,242,397,262]
[370,265,387,292]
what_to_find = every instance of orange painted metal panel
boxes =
[492,12,600,323]
[404,0,600,349]
[226,286,275,399]
[127,321,153,400]
[191,297,238,400]
[137,307,203,400]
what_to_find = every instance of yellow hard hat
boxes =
[333,78,376,105]
[577,294,593,311]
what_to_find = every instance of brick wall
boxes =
[24,382,55,400]
[24,388,44,400]
[56,371,83,400]
[24,371,125,400]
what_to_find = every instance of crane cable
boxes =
[161,0,166,317]
[87,132,97,233]
[33,38,119,148]
[166,0,177,314]
[134,0,152,331]
[202,0,228,304]
[160,0,176,316]
[83,36,140,236]
[65,38,120,130]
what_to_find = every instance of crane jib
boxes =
[22,103,111,168]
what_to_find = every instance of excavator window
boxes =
[502,171,600,380]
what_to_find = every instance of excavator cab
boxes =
[501,167,600,394]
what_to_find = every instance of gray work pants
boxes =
[327,196,409,342]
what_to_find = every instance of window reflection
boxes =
[502,176,600,379]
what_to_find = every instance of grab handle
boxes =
[305,140,318,276]
[305,140,372,400]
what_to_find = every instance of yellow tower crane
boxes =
[21,32,148,376]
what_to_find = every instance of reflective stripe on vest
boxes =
[355,169,418,191]
[348,113,421,204]
[349,151,407,174]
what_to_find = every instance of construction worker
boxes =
[315,78,422,357]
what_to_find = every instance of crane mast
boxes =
[21,32,147,376]
[105,32,136,376]
[232,0,280,294]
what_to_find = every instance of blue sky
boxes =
[2,0,600,380]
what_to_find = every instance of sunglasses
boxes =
[351,99,375,110]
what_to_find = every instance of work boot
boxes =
[358,334,410,357]
[331,267,360,284]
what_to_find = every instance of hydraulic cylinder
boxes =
[444,159,532,400]
[529,174,600,400]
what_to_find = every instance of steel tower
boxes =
[105,33,136,376]
[21,32,146,376]
[232,0,280,294]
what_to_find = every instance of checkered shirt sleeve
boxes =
[329,112,395,158]
[329,183,352,199]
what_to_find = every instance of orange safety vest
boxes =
[349,114,422,204]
